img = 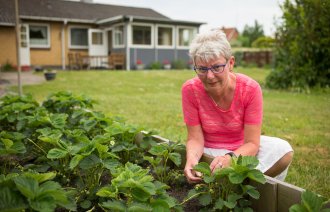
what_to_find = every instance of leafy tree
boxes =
[241,20,265,47]
[266,0,330,90]
[252,36,275,48]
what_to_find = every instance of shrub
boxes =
[172,59,187,69]
[150,61,162,70]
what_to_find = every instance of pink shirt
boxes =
[181,73,263,150]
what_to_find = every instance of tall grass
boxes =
[13,68,330,197]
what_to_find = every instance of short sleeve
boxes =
[244,83,263,125]
[181,81,200,126]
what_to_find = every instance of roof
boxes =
[0,0,204,26]
[221,27,239,41]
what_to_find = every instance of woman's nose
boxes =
[206,69,215,78]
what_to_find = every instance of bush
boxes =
[150,61,162,70]
[172,59,187,69]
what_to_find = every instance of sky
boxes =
[93,0,285,36]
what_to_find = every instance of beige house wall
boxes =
[0,27,17,67]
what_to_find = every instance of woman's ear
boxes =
[229,56,235,71]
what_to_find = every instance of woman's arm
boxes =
[210,124,261,171]
[184,125,205,183]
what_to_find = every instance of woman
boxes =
[182,29,293,183]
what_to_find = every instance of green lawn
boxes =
[12,68,330,198]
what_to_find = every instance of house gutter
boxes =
[19,15,95,24]
[61,19,67,70]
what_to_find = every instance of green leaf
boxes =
[1,138,13,150]
[101,200,126,211]
[80,200,91,209]
[199,193,212,206]
[69,154,85,169]
[79,154,100,170]
[229,172,246,184]
[149,145,167,156]
[150,199,170,212]
[47,148,68,159]
[82,119,97,132]
[30,195,56,212]
[214,197,225,210]
[247,169,266,184]
[301,190,327,212]
[203,175,215,183]
[0,186,27,212]
[13,176,38,199]
[193,162,211,176]
[289,204,309,212]
[96,186,117,198]
[128,202,152,212]
[224,193,241,209]
[239,156,259,169]
[24,172,56,183]
[49,113,67,129]
[245,185,260,199]
[102,158,121,172]
[168,152,181,167]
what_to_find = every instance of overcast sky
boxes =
[93,0,285,36]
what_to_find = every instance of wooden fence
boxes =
[234,50,273,67]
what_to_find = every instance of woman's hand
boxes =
[210,155,231,173]
[184,162,202,183]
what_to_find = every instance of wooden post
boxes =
[15,0,23,96]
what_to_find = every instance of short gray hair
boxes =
[189,29,232,64]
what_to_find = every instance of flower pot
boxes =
[163,64,171,70]
[44,72,56,81]
[135,64,145,70]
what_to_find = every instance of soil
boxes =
[168,183,200,212]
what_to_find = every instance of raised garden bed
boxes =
[1,92,329,212]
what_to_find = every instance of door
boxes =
[20,24,30,66]
[88,29,107,68]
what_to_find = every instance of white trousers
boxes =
[204,135,294,181]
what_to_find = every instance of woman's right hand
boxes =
[184,162,202,183]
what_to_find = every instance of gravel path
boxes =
[0,71,45,96]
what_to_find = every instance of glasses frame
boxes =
[194,61,228,75]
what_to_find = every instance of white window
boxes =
[177,27,196,48]
[114,25,124,47]
[29,24,50,48]
[157,25,174,48]
[131,24,153,48]
[69,27,88,49]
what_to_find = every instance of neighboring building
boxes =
[0,0,204,70]
[221,27,239,42]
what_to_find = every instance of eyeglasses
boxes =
[194,62,227,75]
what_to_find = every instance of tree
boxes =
[266,0,330,90]
[241,20,264,47]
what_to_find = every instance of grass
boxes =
[10,68,330,198]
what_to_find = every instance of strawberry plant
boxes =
[97,162,183,211]
[183,156,266,211]
[289,190,330,212]
[143,142,185,184]
[0,171,76,212]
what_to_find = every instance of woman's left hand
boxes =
[210,155,231,173]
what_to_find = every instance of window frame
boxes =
[176,26,197,49]
[68,26,89,49]
[113,24,125,48]
[29,23,50,49]
[156,24,174,49]
[130,23,154,49]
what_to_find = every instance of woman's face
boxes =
[195,56,234,91]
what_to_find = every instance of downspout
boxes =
[125,16,133,71]
[61,19,67,70]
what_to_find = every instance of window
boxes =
[114,25,124,47]
[157,26,173,47]
[178,27,195,47]
[29,24,50,48]
[132,25,152,46]
[92,32,103,45]
[70,27,88,48]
